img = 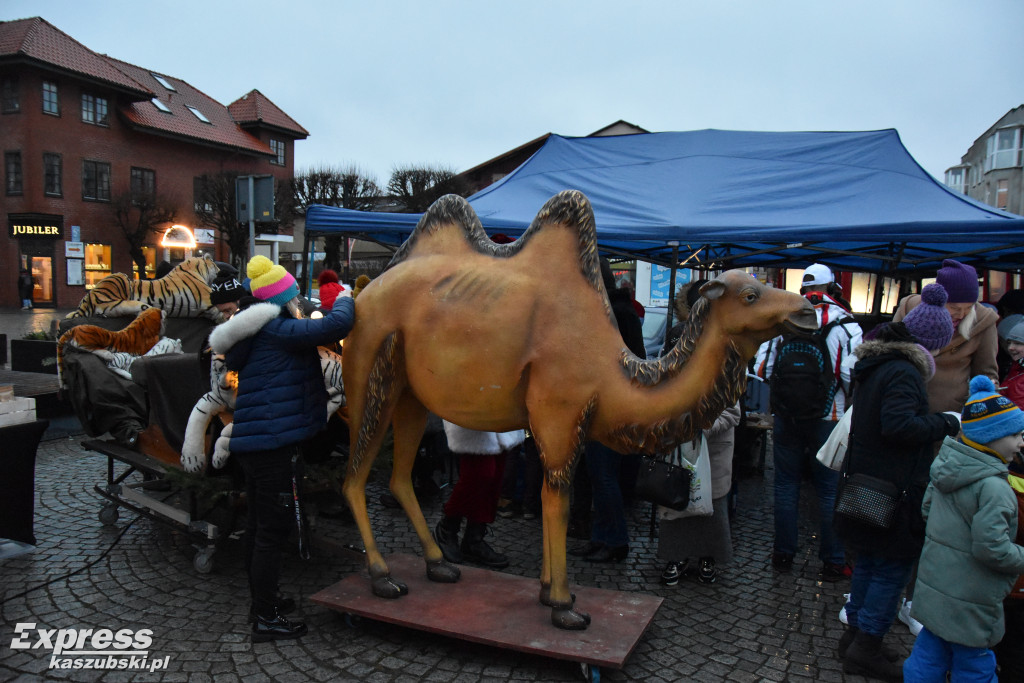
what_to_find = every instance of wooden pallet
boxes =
[311,553,662,676]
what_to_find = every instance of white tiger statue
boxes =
[181,347,345,473]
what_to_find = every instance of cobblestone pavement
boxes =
[0,427,919,683]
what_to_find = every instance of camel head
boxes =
[699,270,817,358]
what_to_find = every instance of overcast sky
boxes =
[7,0,1023,187]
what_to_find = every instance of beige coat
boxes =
[892,295,999,413]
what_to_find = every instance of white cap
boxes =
[802,263,833,287]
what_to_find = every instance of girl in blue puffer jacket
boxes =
[209,255,354,643]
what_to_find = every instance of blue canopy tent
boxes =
[303,129,1024,277]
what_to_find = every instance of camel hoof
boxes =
[370,575,409,599]
[425,558,461,583]
[538,584,576,607]
[551,605,591,630]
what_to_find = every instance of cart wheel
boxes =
[193,548,215,574]
[579,663,600,682]
[98,504,119,526]
[343,613,362,628]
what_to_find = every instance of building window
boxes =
[1,77,19,113]
[193,176,213,212]
[186,105,210,123]
[152,98,171,113]
[944,167,966,194]
[42,81,59,115]
[996,179,1009,209]
[131,167,156,203]
[82,160,111,201]
[43,153,62,196]
[985,128,1021,171]
[270,139,285,166]
[5,151,22,195]
[133,246,157,281]
[84,243,112,289]
[81,94,109,126]
[151,73,176,91]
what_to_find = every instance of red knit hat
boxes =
[318,269,339,287]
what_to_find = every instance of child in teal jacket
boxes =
[905,375,1024,682]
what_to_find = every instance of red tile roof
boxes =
[0,16,306,157]
[108,56,274,156]
[229,90,309,138]
[0,17,151,96]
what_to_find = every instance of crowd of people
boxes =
[156,252,1024,683]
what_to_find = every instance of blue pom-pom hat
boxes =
[960,375,1024,448]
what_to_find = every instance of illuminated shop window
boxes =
[84,243,112,289]
[133,246,157,280]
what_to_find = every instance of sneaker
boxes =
[251,611,307,643]
[822,562,853,582]
[660,561,685,586]
[522,510,537,520]
[771,551,794,572]
[839,593,850,625]
[898,598,923,636]
[496,500,520,518]
[697,557,717,584]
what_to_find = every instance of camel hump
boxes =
[385,190,603,295]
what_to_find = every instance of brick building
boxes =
[0,17,307,308]
[944,105,1024,216]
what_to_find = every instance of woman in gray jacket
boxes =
[904,375,1024,682]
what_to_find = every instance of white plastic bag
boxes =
[659,434,713,518]
[816,407,853,471]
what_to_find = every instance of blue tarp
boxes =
[304,129,1024,273]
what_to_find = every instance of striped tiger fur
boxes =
[56,307,165,389]
[181,346,346,473]
[66,254,223,321]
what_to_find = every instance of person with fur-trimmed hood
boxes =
[835,284,962,681]
[209,255,354,643]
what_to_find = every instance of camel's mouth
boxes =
[782,304,819,334]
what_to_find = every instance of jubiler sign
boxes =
[9,216,64,239]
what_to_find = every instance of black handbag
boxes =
[635,451,692,511]
[833,413,916,530]
[834,473,902,529]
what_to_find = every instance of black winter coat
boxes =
[834,339,957,560]
[610,289,646,360]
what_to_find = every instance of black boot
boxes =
[248,592,296,623]
[843,630,904,681]
[433,515,464,563]
[838,626,901,662]
[252,610,307,643]
[460,522,509,569]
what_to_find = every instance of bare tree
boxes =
[111,191,179,278]
[194,172,246,270]
[387,165,469,213]
[293,165,381,271]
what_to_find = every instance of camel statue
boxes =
[341,190,816,630]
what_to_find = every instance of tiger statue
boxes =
[181,346,345,473]
[66,254,223,322]
[56,307,165,389]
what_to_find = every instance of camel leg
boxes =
[532,417,592,630]
[389,391,460,584]
[341,333,407,599]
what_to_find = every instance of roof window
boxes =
[186,106,210,123]
[152,98,171,113]
[151,73,176,91]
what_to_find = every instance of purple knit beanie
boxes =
[903,283,954,350]
[935,259,979,303]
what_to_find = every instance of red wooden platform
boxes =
[311,553,662,670]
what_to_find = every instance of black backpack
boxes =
[769,319,842,421]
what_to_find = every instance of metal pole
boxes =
[300,231,311,297]
[247,176,256,262]
[664,242,679,352]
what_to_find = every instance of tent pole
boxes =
[301,231,312,297]
[664,243,679,352]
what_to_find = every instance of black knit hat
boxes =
[210,275,247,305]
